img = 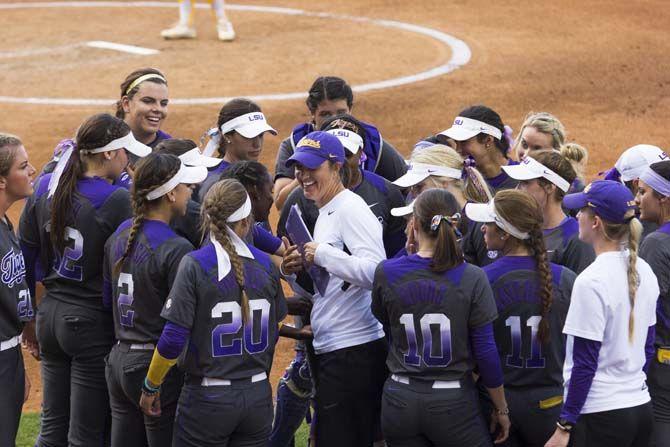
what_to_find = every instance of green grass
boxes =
[17,413,310,447]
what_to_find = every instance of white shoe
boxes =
[161,23,197,40]
[217,20,235,41]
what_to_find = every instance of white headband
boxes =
[146,162,208,200]
[465,198,530,240]
[227,194,252,222]
[47,143,75,198]
[640,167,670,197]
[493,200,530,240]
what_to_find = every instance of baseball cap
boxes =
[219,112,277,139]
[393,163,462,188]
[464,199,530,240]
[439,116,502,142]
[615,144,668,182]
[502,156,571,192]
[391,199,415,217]
[178,148,223,168]
[146,162,208,200]
[563,180,636,224]
[285,131,346,169]
[326,128,363,155]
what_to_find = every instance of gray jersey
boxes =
[161,242,287,379]
[0,218,32,341]
[639,222,670,348]
[372,255,497,381]
[543,217,595,274]
[19,174,132,309]
[104,219,193,344]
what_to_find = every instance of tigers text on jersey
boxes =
[0,218,32,341]
[639,221,670,348]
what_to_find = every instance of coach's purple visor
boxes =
[286,131,346,169]
[563,180,636,224]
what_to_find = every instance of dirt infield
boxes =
[2,0,669,413]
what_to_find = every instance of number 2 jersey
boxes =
[104,219,193,344]
[0,217,33,341]
[19,174,132,309]
[483,256,576,388]
[161,241,288,379]
[371,254,498,381]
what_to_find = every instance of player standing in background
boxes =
[511,112,566,161]
[502,150,595,274]
[545,180,658,447]
[104,153,206,447]
[161,0,235,41]
[19,114,152,446]
[273,76,407,210]
[465,189,576,446]
[372,188,510,446]
[0,134,36,446]
[635,160,670,446]
[139,179,287,446]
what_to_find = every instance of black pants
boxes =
[313,338,388,447]
[36,297,114,447]
[571,402,653,447]
[0,344,25,446]
[105,343,183,447]
[649,358,670,447]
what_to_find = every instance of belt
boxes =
[658,347,670,365]
[117,341,156,351]
[391,374,461,389]
[201,372,268,387]
[0,335,20,352]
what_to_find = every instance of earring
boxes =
[224,138,232,144]
[486,144,491,148]
[499,236,505,240]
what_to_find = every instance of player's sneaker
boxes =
[161,23,197,40]
[217,20,235,41]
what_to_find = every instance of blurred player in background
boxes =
[162,0,235,41]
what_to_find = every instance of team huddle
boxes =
[0,69,669,447]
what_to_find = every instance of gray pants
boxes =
[173,377,273,447]
[381,376,492,447]
[36,297,114,447]
[649,358,670,447]
[0,344,25,446]
[105,343,183,447]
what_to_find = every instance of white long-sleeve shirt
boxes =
[311,189,386,354]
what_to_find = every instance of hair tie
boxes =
[464,157,477,169]
[430,215,445,232]
[53,139,76,159]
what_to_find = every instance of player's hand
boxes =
[22,320,40,361]
[140,391,162,417]
[303,242,319,266]
[24,372,31,403]
[544,428,570,447]
[405,219,417,254]
[281,237,303,275]
[297,325,313,340]
[490,411,511,444]
[286,296,313,316]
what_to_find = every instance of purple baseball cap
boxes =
[563,180,636,224]
[285,131,345,169]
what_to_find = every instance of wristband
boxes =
[556,419,573,432]
[142,377,160,396]
[495,407,510,416]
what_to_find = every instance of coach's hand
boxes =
[491,410,511,444]
[303,242,319,266]
[281,237,304,275]
[544,428,570,447]
[140,390,162,417]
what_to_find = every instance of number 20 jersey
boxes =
[371,255,498,381]
[161,242,288,380]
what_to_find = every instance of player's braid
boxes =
[626,217,642,342]
[528,226,553,344]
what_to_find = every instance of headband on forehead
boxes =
[640,167,670,197]
[227,194,252,223]
[146,162,208,201]
[125,74,167,95]
[464,199,530,240]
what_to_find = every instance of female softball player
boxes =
[502,150,595,274]
[139,179,287,447]
[465,189,576,446]
[511,112,566,161]
[198,98,277,202]
[635,160,670,446]
[103,153,206,447]
[161,0,235,41]
[372,188,510,446]
[273,76,407,210]
[19,113,152,446]
[281,131,388,447]
[0,133,36,446]
[545,180,659,447]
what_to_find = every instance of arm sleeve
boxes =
[274,138,296,181]
[470,323,504,388]
[147,321,190,386]
[645,325,656,373]
[560,336,601,424]
[563,276,607,342]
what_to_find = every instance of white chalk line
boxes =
[85,41,160,55]
[0,41,159,58]
[0,2,471,106]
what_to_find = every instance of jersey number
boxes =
[505,315,545,368]
[399,313,452,367]
[211,299,271,357]
[117,272,135,327]
[53,227,83,281]
[17,289,34,320]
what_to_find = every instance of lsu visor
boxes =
[563,180,636,224]
[502,156,571,192]
[391,199,415,217]
[439,116,502,142]
[202,112,277,157]
[326,129,363,155]
[178,148,222,168]
[393,162,462,188]
[615,144,668,182]
[465,199,530,240]
[146,162,208,200]
[285,131,346,169]
[79,132,152,157]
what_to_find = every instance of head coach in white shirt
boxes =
[281,131,388,447]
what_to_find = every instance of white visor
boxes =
[179,148,223,168]
[146,163,208,201]
[501,156,571,192]
[391,199,415,217]
[219,112,277,139]
[464,199,530,240]
[80,132,152,157]
[393,163,462,188]
[439,116,502,142]
[326,129,363,155]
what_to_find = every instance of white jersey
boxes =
[311,189,386,354]
[563,250,659,414]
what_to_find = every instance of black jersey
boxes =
[543,217,595,274]
[372,255,497,381]
[0,218,32,341]
[483,256,575,388]
[639,222,670,348]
